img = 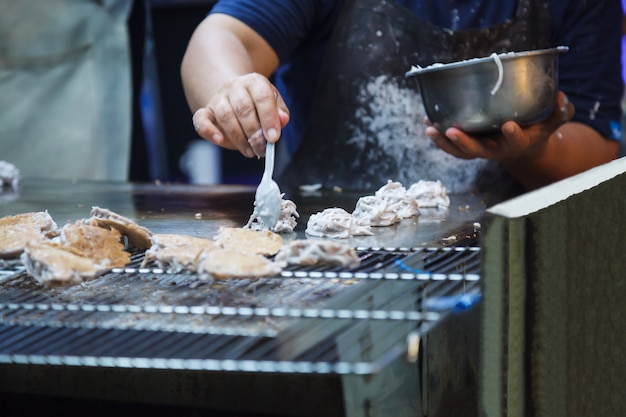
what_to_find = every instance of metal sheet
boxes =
[0,178,498,246]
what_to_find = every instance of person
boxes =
[0,0,134,181]
[181,0,624,196]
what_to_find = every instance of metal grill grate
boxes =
[0,246,481,375]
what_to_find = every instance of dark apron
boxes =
[278,0,551,195]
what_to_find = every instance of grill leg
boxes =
[338,318,422,417]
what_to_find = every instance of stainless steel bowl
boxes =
[406,46,568,135]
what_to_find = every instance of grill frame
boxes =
[0,246,481,376]
[0,179,496,416]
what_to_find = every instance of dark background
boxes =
[128,0,263,185]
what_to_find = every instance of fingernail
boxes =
[448,133,459,142]
[212,134,222,143]
[245,148,255,158]
[278,108,289,118]
[266,128,278,141]
[504,124,515,135]
[560,94,569,113]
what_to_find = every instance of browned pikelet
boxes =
[0,211,59,258]
[20,241,98,288]
[60,221,130,271]
[143,233,220,273]
[197,248,284,280]
[86,206,153,250]
[0,211,58,235]
[150,233,220,250]
[214,227,283,256]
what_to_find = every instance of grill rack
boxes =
[0,246,481,375]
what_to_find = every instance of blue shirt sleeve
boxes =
[549,0,624,141]
[209,0,339,63]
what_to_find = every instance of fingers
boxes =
[498,121,531,156]
[193,73,289,158]
[425,126,474,160]
[424,91,575,162]
[193,108,227,147]
[497,92,574,157]
[542,91,574,133]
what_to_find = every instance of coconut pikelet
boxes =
[143,233,220,273]
[197,248,283,280]
[59,221,130,271]
[0,211,59,258]
[214,227,283,256]
[86,206,153,250]
[20,241,98,288]
[0,210,58,236]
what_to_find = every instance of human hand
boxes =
[192,73,290,158]
[425,91,575,163]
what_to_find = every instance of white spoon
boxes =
[251,140,281,230]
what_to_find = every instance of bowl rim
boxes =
[405,46,569,78]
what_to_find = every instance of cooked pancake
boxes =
[197,248,283,280]
[87,206,153,250]
[143,233,220,273]
[0,210,58,236]
[214,227,283,256]
[21,242,97,288]
[60,221,129,271]
[0,211,59,258]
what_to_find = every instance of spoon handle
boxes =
[263,142,275,180]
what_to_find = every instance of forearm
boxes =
[502,122,619,190]
[181,14,278,112]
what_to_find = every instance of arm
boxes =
[181,13,289,157]
[498,120,619,190]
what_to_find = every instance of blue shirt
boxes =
[210,0,624,153]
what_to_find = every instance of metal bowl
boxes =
[406,46,568,135]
